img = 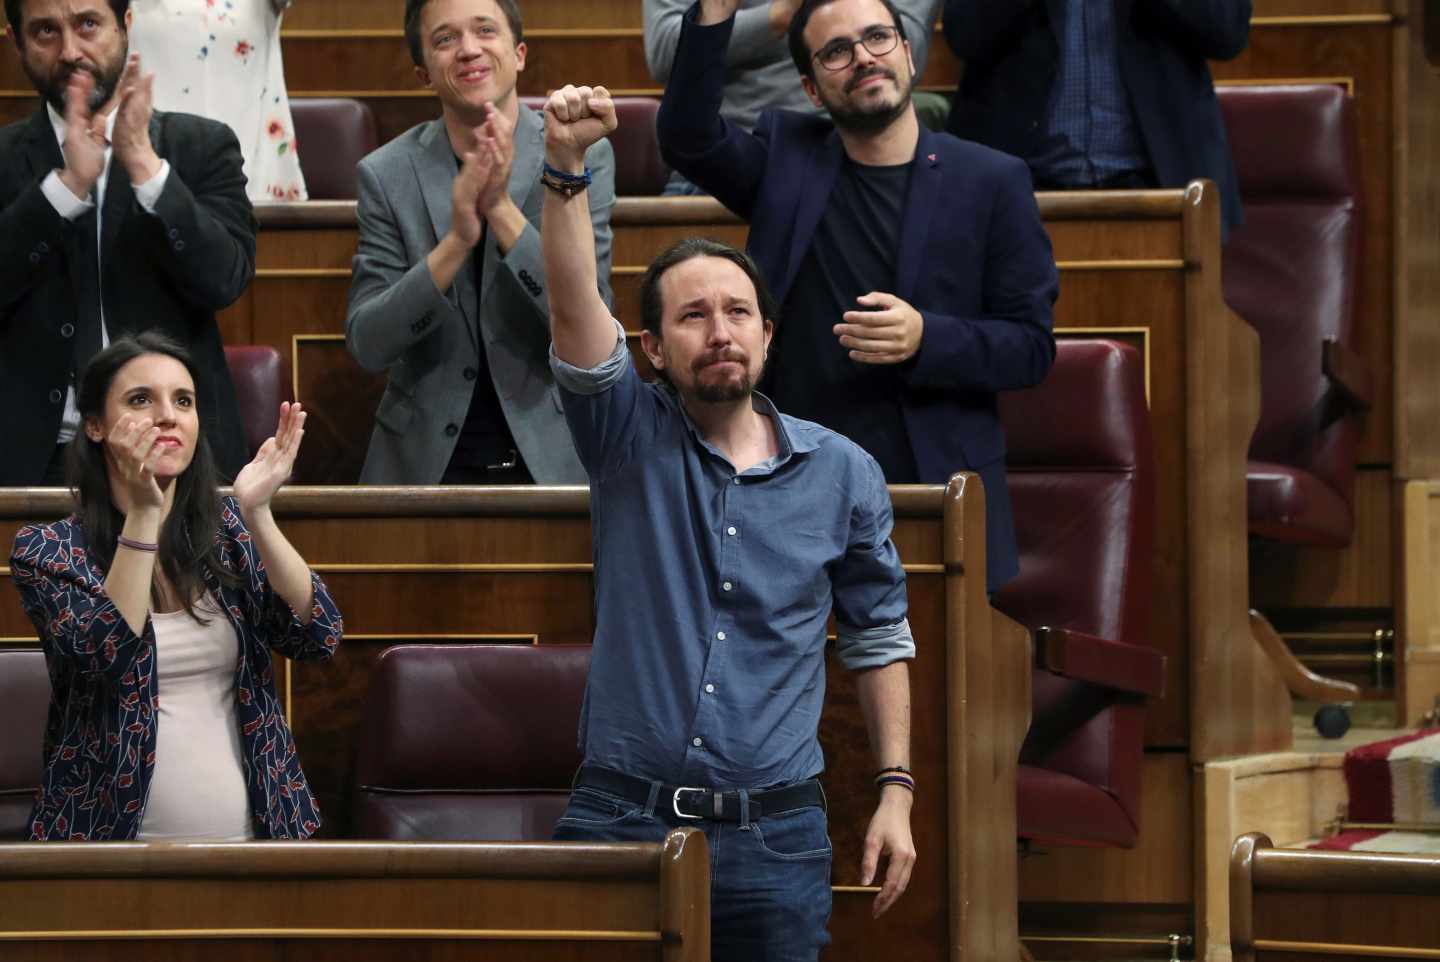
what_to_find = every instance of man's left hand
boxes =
[860,788,915,918]
[835,292,924,365]
[112,54,162,184]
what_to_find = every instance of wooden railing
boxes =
[0,475,1028,962]
[1230,832,1440,962]
[0,829,710,962]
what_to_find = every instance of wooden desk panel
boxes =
[0,480,1027,962]
[0,832,710,962]
[1230,833,1440,962]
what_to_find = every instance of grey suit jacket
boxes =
[346,106,615,483]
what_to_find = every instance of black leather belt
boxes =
[575,765,825,822]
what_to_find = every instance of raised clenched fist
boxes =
[543,84,618,169]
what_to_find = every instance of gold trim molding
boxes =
[1253,940,1440,959]
[255,268,352,279]
[1250,14,1394,27]
[1055,326,1152,404]
[0,927,661,942]
[1054,259,1185,271]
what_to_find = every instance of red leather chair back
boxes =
[1220,84,1363,545]
[995,339,1156,846]
[521,96,670,196]
[0,649,50,840]
[353,644,589,840]
[223,345,291,459]
[289,97,379,200]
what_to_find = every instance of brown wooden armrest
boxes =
[1034,626,1166,698]
[1322,337,1374,411]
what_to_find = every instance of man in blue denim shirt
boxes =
[536,82,917,961]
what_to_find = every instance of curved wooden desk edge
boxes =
[246,190,1194,232]
[0,835,698,879]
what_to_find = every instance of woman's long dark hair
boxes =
[66,333,240,621]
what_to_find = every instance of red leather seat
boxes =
[521,95,670,196]
[223,345,291,459]
[994,339,1164,847]
[288,97,379,200]
[1219,84,1370,547]
[353,644,589,840]
[0,649,50,840]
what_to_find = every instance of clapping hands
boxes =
[234,402,306,516]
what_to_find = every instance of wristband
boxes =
[117,535,159,553]
[876,773,915,793]
[541,162,592,198]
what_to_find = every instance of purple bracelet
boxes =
[116,535,158,553]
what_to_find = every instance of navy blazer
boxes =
[11,498,344,841]
[658,10,1058,590]
[944,0,1250,238]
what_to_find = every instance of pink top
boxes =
[137,594,255,841]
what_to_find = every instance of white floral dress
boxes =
[129,0,307,203]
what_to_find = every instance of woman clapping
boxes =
[11,332,342,841]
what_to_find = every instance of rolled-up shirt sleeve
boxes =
[833,454,915,670]
[550,319,662,482]
[550,318,630,395]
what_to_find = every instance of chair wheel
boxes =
[1314,703,1351,739]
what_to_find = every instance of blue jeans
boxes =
[553,784,833,962]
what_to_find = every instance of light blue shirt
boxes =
[551,326,914,789]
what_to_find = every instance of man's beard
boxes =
[824,66,913,135]
[688,348,758,404]
[29,54,125,116]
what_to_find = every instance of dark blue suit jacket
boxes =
[944,0,1250,238]
[658,10,1058,590]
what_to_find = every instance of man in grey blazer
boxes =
[346,0,614,484]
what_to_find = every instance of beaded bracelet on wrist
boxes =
[541,162,592,198]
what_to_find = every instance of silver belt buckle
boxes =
[671,786,707,820]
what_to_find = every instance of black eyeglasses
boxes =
[813,25,900,72]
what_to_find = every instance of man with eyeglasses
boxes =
[642,0,939,195]
[658,0,1059,594]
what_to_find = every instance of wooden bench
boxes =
[0,829,709,962]
[247,186,1269,748]
[0,477,1029,962]
[1230,832,1440,962]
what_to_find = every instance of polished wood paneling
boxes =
[1019,753,1194,906]
[1399,480,1440,725]
[1231,833,1440,962]
[0,482,1019,962]
[1394,0,1440,479]
[1249,468,1394,609]
[1197,750,1352,961]
[0,831,710,962]
[1020,903,1195,962]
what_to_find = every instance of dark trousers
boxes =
[553,783,833,962]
